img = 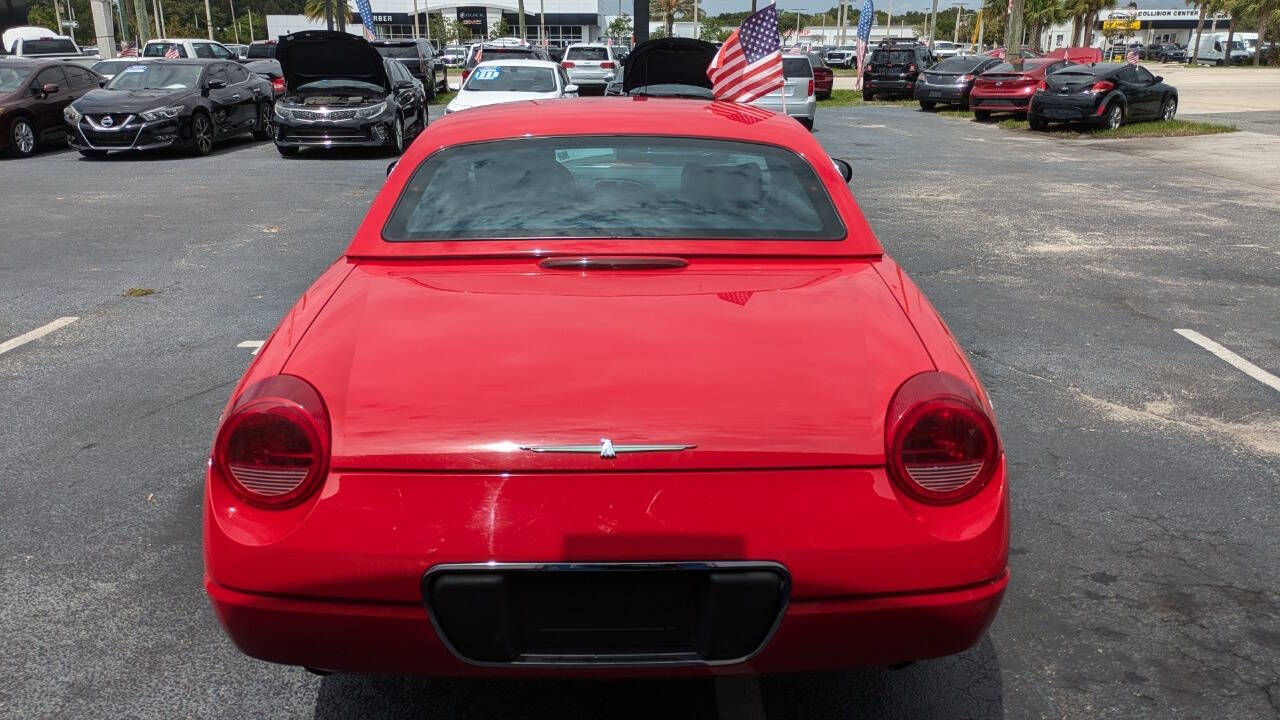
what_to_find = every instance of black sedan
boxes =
[1029,63,1178,131]
[914,54,1003,110]
[64,59,274,157]
[272,31,426,157]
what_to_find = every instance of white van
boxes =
[1189,32,1251,65]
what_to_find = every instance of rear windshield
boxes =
[465,65,556,92]
[871,50,914,64]
[375,45,421,58]
[470,48,537,66]
[565,46,608,60]
[143,42,188,58]
[247,43,275,58]
[783,57,812,77]
[20,38,78,54]
[384,137,844,241]
[932,56,986,72]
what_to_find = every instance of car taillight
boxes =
[807,78,814,96]
[600,61,615,69]
[958,74,974,82]
[1090,80,1114,94]
[1035,80,1047,92]
[213,375,330,509]
[907,63,917,73]
[561,61,575,69]
[885,372,1000,505]
[271,76,284,91]
[462,68,471,81]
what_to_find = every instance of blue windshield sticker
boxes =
[472,66,500,81]
[123,65,148,73]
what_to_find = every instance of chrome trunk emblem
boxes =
[519,439,696,459]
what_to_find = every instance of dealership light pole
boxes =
[517,0,526,40]
[229,0,239,45]
[203,0,213,38]
[927,0,938,48]
[134,0,151,44]
[952,3,965,44]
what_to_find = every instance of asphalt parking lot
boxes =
[1,104,1277,719]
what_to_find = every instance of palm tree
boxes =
[304,0,351,32]
[1025,0,1065,49]
[650,0,694,37]
[1188,0,1209,63]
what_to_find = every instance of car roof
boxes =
[474,58,559,68]
[347,97,882,259]
[566,43,607,48]
[146,38,220,43]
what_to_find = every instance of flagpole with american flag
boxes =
[854,0,873,91]
[705,1,784,104]
[355,0,378,40]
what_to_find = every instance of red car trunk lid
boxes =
[282,259,935,472]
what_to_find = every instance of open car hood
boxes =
[622,37,717,94]
[276,30,390,93]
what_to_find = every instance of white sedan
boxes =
[444,59,578,114]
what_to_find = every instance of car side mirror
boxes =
[206,79,227,90]
[564,83,579,96]
[831,158,853,183]
[387,160,398,176]
[1153,76,1163,83]
[99,79,108,87]
[41,83,59,94]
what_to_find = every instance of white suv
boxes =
[561,43,621,94]
[141,38,239,60]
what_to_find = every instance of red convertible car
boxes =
[205,98,1009,677]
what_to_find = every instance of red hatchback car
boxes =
[969,57,1073,120]
[205,98,1009,678]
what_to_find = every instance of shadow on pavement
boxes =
[312,636,1002,719]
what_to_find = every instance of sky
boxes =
[697,0,1177,17]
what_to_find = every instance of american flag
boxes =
[708,101,773,125]
[706,3,783,103]
[164,44,179,59]
[855,0,873,91]
[354,0,378,40]
[119,41,137,57]
[1126,48,1139,64]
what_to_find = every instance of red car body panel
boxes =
[812,65,834,96]
[969,58,1066,114]
[205,97,1010,677]
[1044,46,1102,64]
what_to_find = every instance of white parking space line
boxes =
[1175,329,1280,394]
[237,340,264,355]
[0,317,79,357]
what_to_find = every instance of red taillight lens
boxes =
[600,61,615,69]
[1090,80,1114,94]
[807,78,814,96]
[561,61,575,69]
[958,74,974,82]
[907,63,917,73]
[213,375,330,509]
[886,372,1000,504]
[462,68,471,81]
[272,76,285,91]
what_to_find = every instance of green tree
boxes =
[450,19,473,42]
[608,13,634,41]
[699,15,728,42]
[1025,0,1065,49]
[489,17,511,39]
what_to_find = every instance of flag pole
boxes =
[776,0,785,115]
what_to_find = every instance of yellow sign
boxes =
[1103,18,1141,31]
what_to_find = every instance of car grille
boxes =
[281,126,370,142]
[290,108,359,121]
[425,564,788,665]
[80,130,138,147]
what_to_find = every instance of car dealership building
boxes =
[1040,8,1234,50]
[268,0,626,46]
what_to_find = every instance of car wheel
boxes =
[417,107,427,135]
[1160,97,1177,121]
[8,117,37,157]
[1029,114,1049,131]
[862,91,873,101]
[78,149,107,158]
[424,78,436,102]
[188,111,214,156]
[919,100,936,111]
[974,109,991,121]
[1104,103,1124,130]
[387,115,405,155]
[252,102,273,140]
[276,144,299,157]
[798,117,814,131]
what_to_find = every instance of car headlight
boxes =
[64,105,82,123]
[139,105,183,122]
[355,102,387,119]
[273,104,290,120]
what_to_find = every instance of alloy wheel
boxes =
[1162,99,1176,121]
[1108,105,1122,131]
[192,114,213,155]
[260,104,271,131]
[393,117,404,153]
[12,119,36,156]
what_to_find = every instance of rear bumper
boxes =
[752,96,817,120]
[914,84,970,103]
[864,77,915,95]
[1029,95,1105,123]
[970,93,1033,112]
[207,570,1007,676]
[205,464,1009,675]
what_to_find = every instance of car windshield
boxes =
[375,45,420,58]
[565,46,608,60]
[106,63,202,90]
[465,65,557,92]
[384,136,844,241]
[21,38,78,54]
[0,65,35,91]
[247,43,274,58]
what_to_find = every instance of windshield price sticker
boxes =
[124,65,149,73]
[473,67,500,81]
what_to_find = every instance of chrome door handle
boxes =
[231,93,241,100]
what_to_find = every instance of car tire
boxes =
[188,111,214,156]
[7,116,37,157]
[798,117,814,131]
[862,91,873,101]
[1104,103,1124,130]
[1160,96,1177,121]
[974,109,991,121]
[424,77,436,102]
[78,149,107,158]
[276,144,299,157]
[386,115,405,155]
[1029,114,1049,131]
[919,100,936,111]
[252,102,273,140]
